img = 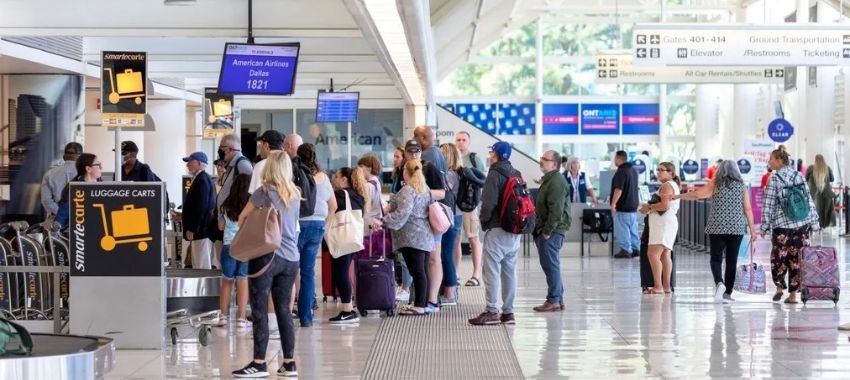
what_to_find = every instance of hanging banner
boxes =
[203,88,235,139]
[580,104,619,135]
[101,51,147,128]
[542,104,579,135]
[621,104,660,135]
[632,24,850,67]
[596,50,784,84]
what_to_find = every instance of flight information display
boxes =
[316,92,360,122]
[217,43,300,95]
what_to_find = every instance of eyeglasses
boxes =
[540,156,555,162]
[656,168,669,172]
[91,163,102,168]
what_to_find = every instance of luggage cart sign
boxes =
[69,182,164,277]
[101,51,147,128]
[203,88,234,139]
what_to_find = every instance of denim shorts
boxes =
[220,244,248,280]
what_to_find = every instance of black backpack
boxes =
[457,167,486,212]
[582,209,613,241]
[291,157,317,218]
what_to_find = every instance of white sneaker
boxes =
[838,323,850,331]
[714,283,726,303]
[396,289,410,302]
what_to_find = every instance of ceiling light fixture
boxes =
[163,0,198,5]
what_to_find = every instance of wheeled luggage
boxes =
[321,239,356,303]
[354,227,395,316]
[800,244,840,304]
[639,216,676,291]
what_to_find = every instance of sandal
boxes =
[643,288,660,295]
[465,277,481,287]
[399,307,426,316]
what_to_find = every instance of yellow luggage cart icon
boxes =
[94,204,152,252]
[206,98,233,123]
[103,68,145,105]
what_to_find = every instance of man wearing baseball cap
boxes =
[249,130,284,194]
[41,142,83,218]
[397,138,446,312]
[181,152,216,269]
[469,141,523,326]
[117,140,162,182]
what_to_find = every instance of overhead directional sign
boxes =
[633,24,850,66]
[596,50,784,84]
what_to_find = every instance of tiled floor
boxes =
[107,235,850,379]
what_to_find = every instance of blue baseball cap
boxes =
[182,151,208,165]
[490,142,512,160]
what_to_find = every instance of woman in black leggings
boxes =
[328,167,369,324]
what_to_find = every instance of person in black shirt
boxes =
[328,167,369,324]
[116,140,161,182]
[400,139,445,312]
[610,150,641,258]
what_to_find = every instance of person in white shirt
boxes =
[250,130,284,194]
[41,142,82,218]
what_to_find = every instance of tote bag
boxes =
[428,194,452,235]
[230,188,282,277]
[733,243,767,294]
[325,190,365,258]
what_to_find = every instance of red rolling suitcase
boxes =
[321,239,356,303]
[800,242,840,304]
[354,227,396,317]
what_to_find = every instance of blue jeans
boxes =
[397,255,414,288]
[220,244,248,280]
[440,215,462,288]
[535,233,565,304]
[613,212,640,253]
[297,221,324,325]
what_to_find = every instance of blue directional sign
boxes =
[682,160,699,175]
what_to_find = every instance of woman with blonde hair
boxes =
[806,154,835,229]
[439,143,463,304]
[327,166,369,324]
[372,159,434,315]
[233,151,301,378]
[639,162,681,294]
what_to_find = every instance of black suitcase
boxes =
[354,227,396,317]
[639,216,676,292]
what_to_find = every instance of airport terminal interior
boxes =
[2,0,850,378]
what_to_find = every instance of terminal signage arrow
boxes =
[633,24,850,66]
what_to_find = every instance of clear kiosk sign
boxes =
[69,182,164,277]
[682,160,700,175]
[767,118,794,143]
[632,24,850,66]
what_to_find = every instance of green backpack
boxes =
[776,172,810,222]
[0,317,33,356]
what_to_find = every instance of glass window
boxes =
[666,103,696,136]
[541,24,619,57]
[543,64,619,96]
[295,109,403,172]
[440,64,536,97]
[479,23,537,57]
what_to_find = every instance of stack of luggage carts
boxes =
[0,220,70,325]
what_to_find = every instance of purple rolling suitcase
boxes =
[354,227,396,317]
[800,243,840,304]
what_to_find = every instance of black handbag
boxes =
[582,209,613,241]
[647,193,666,216]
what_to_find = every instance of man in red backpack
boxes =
[469,141,525,326]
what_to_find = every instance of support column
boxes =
[794,0,809,162]
[731,85,759,158]
[534,17,543,159]
[146,99,187,207]
[695,85,719,161]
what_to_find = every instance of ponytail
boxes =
[771,149,791,166]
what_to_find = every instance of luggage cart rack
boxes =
[166,308,222,347]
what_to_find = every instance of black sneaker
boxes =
[500,313,516,325]
[278,361,297,377]
[614,249,631,259]
[232,361,269,378]
[631,251,640,258]
[329,311,360,324]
